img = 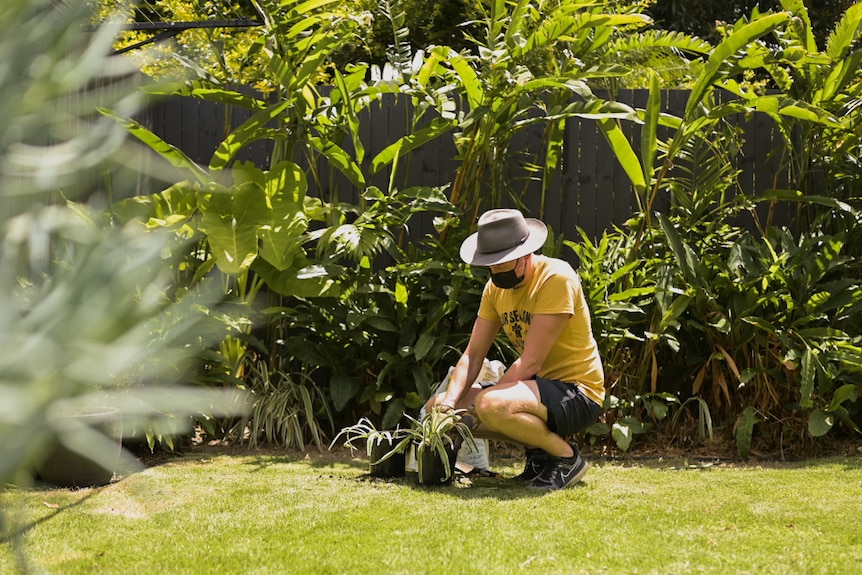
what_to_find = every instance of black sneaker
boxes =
[527,444,589,490]
[511,447,548,482]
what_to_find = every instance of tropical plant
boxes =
[571,211,862,455]
[98,0,276,92]
[234,358,334,450]
[647,0,852,47]
[274,196,480,430]
[408,0,712,224]
[717,0,862,223]
[329,416,411,462]
[404,408,477,482]
[561,1,862,455]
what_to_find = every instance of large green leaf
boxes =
[199,182,270,276]
[330,373,361,412]
[413,331,436,361]
[752,96,840,126]
[438,47,482,109]
[382,398,407,430]
[141,82,268,111]
[760,189,855,213]
[258,162,309,271]
[807,409,834,437]
[826,384,859,412]
[252,257,340,298]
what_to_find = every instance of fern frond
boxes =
[378,0,412,76]
[608,30,713,57]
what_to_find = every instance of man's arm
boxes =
[498,313,570,384]
[439,316,500,409]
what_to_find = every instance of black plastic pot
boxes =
[36,407,123,488]
[369,437,406,479]
[416,442,458,486]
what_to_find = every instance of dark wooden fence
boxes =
[141,89,787,241]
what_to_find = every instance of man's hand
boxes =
[434,402,455,415]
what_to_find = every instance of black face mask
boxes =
[490,259,524,289]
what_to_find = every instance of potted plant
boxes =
[36,406,124,488]
[406,409,478,486]
[330,417,411,478]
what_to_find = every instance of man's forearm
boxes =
[498,356,541,385]
[442,353,484,407]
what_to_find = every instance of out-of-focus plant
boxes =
[0,0,248,530]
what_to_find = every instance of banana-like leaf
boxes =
[141,82,268,111]
[760,189,855,213]
[210,100,293,170]
[438,48,482,109]
[309,137,366,189]
[598,118,646,194]
[779,0,817,51]
[370,117,454,176]
[99,109,210,185]
[686,13,790,118]
[640,71,661,188]
[752,95,840,126]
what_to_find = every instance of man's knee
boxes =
[473,388,507,426]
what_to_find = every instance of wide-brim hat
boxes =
[459,209,548,266]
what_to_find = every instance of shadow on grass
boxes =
[0,486,98,544]
[241,452,369,473]
[235,448,587,499]
[403,474,555,500]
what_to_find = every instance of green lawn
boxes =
[2,448,861,575]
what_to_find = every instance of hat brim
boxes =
[459,219,548,266]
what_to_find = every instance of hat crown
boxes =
[477,209,529,254]
[458,208,547,266]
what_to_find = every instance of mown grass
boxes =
[2,448,861,575]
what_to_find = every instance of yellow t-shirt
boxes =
[478,255,605,405]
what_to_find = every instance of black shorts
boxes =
[536,377,602,436]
